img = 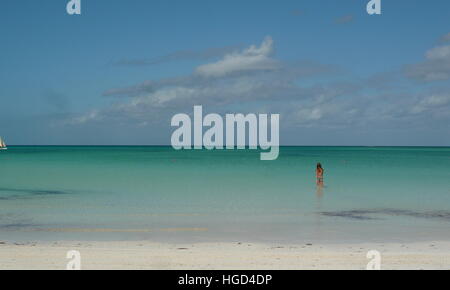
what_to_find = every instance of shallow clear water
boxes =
[0,146,449,243]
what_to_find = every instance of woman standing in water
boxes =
[316,163,324,186]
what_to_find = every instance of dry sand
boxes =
[1,240,449,270]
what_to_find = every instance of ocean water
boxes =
[0,146,449,244]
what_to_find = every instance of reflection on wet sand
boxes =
[313,185,325,240]
[315,185,324,202]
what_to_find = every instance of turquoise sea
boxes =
[0,146,449,244]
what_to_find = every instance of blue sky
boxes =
[1,0,449,145]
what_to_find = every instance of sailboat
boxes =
[0,137,7,150]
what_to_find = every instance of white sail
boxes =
[0,137,5,148]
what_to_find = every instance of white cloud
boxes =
[195,36,280,77]
[68,36,450,135]
[297,107,323,121]
[69,110,99,124]
[411,94,450,114]
[406,44,450,81]
[426,45,450,60]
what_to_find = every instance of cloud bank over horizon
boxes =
[61,35,450,146]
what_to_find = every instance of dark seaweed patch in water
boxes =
[319,209,450,221]
[320,211,380,220]
[0,187,70,200]
[0,196,16,201]
[0,214,38,230]
[31,190,68,196]
[0,223,37,229]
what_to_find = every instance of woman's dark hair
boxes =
[317,163,323,170]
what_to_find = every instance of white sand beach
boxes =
[0,240,449,270]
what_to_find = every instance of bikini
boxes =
[316,170,323,182]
